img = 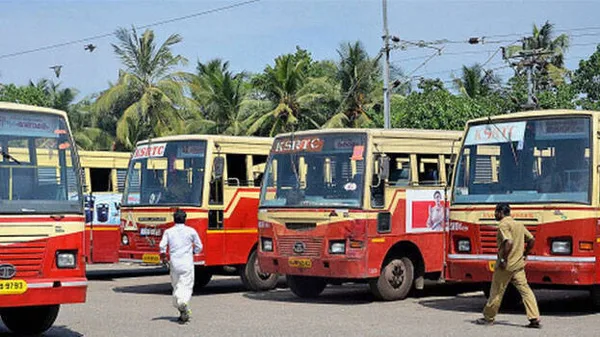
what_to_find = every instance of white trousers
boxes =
[170,268,194,310]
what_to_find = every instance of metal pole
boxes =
[382,0,391,129]
[526,56,534,107]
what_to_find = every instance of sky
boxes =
[0,0,599,99]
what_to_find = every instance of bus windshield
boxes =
[123,140,206,206]
[453,116,591,204]
[260,134,366,208]
[0,110,82,213]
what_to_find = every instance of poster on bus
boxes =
[92,193,122,226]
[405,189,448,233]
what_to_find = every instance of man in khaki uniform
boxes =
[476,203,541,328]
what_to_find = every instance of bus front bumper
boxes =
[447,254,596,286]
[258,254,370,279]
[0,277,87,308]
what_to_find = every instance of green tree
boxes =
[453,64,501,98]
[93,27,188,149]
[188,59,255,135]
[0,84,52,107]
[324,41,380,128]
[573,44,600,109]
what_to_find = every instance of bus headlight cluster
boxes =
[457,239,471,253]
[56,251,77,268]
[329,240,346,254]
[551,239,572,255]
[121,234,129,246]
[261,237,273,252]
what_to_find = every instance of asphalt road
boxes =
[1,270,598,337]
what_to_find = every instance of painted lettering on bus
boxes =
[133,143,167,159]
[272,137,323,153]
[474,125,516,143]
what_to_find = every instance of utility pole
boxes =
[506,49,554,111]
[382,0,391,129]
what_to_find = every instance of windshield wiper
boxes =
[1,150,21,165]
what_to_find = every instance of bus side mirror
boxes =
[378,156,390,181]
[213,157,224,179]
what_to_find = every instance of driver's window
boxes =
[371,154,385,208]
[209,155,224,205]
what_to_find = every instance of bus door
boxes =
[206,154,225,265]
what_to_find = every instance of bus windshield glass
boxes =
[453,117,591,204]
[123,140,206,206]
[260,134,366,208]
[0,110,82,213]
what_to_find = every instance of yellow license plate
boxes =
[142,254,161,264]
[0,280,27,295]
[488,261,496,272]
[288,258,312,268]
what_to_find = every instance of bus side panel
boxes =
[223,191,260,265]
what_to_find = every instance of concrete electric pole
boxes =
[382,0,391,129]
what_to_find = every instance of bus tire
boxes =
[240,250,278,291]
[1,305,59,335]
[193,267,213,291]
[370,257,414,301]
[287,275,327,298]
[590,285,600,308]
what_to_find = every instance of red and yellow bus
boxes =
[0,103,86,335]
[119,135,278,290]
[257,129,461,300]
[446,110,600,302]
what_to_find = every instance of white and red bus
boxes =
[0,103,86,334]
[119,135,278,291]
[257,129,461,300]
[447,110,600,303]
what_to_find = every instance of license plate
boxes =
[0,280,27,295]
[488,261,496,272]
[142,253,161,264]
[288,258,312,268]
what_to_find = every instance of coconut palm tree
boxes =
[93,27,188,149]
[453,64,501,98]
[323,41,380,128]
[188,59,257,135]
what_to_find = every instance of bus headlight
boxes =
[261,238,273,252]
[56,251,77,268]
[457,239,471,253]
[551,239,572,255]
[121,234,129,246]
[329,240,346,254]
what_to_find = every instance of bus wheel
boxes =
[1,305,59,335]
[240,250,278,291]
[370,257,414,301]
[193,267,213,291]
[287,275,327,298]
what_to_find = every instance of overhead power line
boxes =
[0,0,260,60]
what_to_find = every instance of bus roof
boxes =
[274,128,462,141]
[135,134,274,147]
[467,109,596,126]
[0,102,69,119]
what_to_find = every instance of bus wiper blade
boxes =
[1,151,21,165]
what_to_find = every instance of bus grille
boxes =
[277,236,323,257]
[133,235,159,252]
[0,239,47,278]
[479,225,538,254]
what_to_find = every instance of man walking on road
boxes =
[160,208,202,324]
[476,203,541,328]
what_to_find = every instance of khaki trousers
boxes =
[483,267,540,321]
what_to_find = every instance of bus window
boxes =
[388,154,411,187]
[418,155,440,185]
[226,154,246,186]
[90,168,111,192]
[209,155,224,205]
[252,155,268,187]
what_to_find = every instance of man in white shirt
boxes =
[159,208,202,324]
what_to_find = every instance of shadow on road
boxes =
[0,325,83,337]
[419,289,597,317]
[112,277,287,296]
[244,281,481,305]
[151,316,180,324]
[87,267,168,281]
